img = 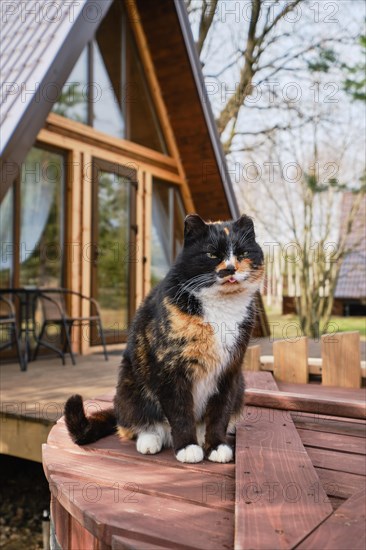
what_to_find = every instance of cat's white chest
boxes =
[192,290,252,420]
[201,290,252,361]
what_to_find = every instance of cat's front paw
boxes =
[176,444,204,463]
[208,444,233,463]
[136,433,163,455]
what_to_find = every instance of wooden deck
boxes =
[42,372,366,550]
[0,353,120,461]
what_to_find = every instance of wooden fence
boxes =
[243,331,364,388]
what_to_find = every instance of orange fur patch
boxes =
[236,258,252,273]
[117,426,135,440]
[215,259,227,273]
[250,264,264,282]
[164,299,220,377]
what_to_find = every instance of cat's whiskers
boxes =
[173,273,214,303]
[237,228,253,248]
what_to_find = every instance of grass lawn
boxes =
[266,306,366,341]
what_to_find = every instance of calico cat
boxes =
[64,214,264,463]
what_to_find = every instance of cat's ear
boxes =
[184,214,207,244]
[233,214,255,236]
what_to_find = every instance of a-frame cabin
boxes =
[0,0,266,357]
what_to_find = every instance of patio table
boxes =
[0,287,72,369]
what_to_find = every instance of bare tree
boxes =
[242,119,365,337]
[187,0,361,152]
[187,1,365,335]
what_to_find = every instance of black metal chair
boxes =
[0,296,25,370]
[33,289,108,365]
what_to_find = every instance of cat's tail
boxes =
[64,394,117,445]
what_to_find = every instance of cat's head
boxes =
[175,214,264,296]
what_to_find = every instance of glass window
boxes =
[0,187,14,288]
[151,182,171,286]
[151,180,185,287]
[173,189,185,258]
[53,46,88,124]
[51,0,167,153]
[19,147,65,288]
[93,165,132,340]
[126,28,167,153]
[92,40,125,138]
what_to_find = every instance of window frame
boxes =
[150,177,186,287]
[1,143,68,291]
[91,157,138,344]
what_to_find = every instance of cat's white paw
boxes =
[176,444,204,463]
[136,433,163,455]
[208,444,233,463]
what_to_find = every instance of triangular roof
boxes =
[335,192,366,299]
[0,0,112,198]
[0,0,238,219]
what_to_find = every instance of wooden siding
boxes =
[135,0,234,220]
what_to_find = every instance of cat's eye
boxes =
[206,252,218,259]
[237,252,249,261]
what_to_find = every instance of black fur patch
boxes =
[64,214,264,459]
[64,394,116,445]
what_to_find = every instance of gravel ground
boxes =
[0,455,50,550]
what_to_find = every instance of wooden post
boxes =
[242,345,261,372]
[68,150,82,353]
[322,331,361,388]
[273,336,308,383]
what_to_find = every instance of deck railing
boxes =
[244,331,364,388]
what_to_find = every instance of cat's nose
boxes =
[217,264,236,278]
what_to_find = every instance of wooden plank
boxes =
[143,171,152,298]
[235,375,333,550]
[112,534,166,549]
[292,413,366,438]
[315,468,366,499]
[297,489,366,549]
[45,113,179,171]
[43,444,235,512]
[48,419,235,479]
[278,381,366,402]
[81,151,92,355]
[0,414,52,462]
[235,419,333,549]
[69,512,101,550]
[134,167,144,309]
[244,371,278,391]
[68,149,83,352]
[243,346,261,372]
[273,337,308,384]
[38,126,185,185]
[322,332,361,388]
[306,447,366,476]
[44,453,234,549]
[328,496,346,511]
[297,428,366,455]
[244,388,366,420]
[51,495,70,550]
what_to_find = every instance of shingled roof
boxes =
[0,0,113,200]
[0,0,239,220]
[335,192,366,299]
